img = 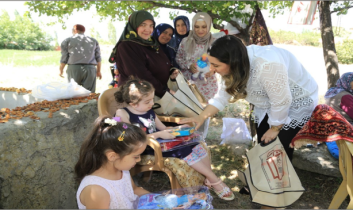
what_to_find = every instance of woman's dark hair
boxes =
[74,116,147,183]
[208,35,250,102]
[114,78,155,105]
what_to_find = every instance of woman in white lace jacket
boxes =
[181,35,318,161]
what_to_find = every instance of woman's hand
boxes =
[179,116,204,130]
[261,126,282,143]
[189,63,198,74]
[170,69,179,80]
[170,90,176,95]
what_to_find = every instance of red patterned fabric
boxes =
[290,104,353,148]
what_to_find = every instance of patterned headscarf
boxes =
[325,72,353,98]
[185,12,213,56]
[173,15,190,47]
[117,10,159,50]
[152,23,174,61]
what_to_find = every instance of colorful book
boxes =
[169,126,195,137]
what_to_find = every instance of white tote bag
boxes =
[237,137,305,207]
[153,73,204,118]
[220,118,251,144]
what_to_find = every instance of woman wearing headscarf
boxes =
[175,12,218,102]
[152,23,178,68]
[170,15,190,50]
[325,72,353,124]
[114,10,176,98]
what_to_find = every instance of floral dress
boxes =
[176,38,218,102]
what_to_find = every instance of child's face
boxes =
[114,142,147,171]
[131,91,155,113]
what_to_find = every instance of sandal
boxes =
[205,178,235,201]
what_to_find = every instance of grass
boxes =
[269,29,322,47]
[0,49,61,66]
[0,47,115,94]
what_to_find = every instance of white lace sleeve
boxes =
[258,61,292,126]
[208,81,232,111]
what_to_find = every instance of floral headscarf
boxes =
[118,10,159,50]
[173,15,190,47]
[325,72,353,98]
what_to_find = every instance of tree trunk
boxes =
[236,32,250,46]
[318,1,340,89]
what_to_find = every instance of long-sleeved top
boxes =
[60,34,101,65]
[209,45,319,130]
[175,38,218,101]
[115,41,171,98]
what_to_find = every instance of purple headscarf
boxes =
[325,72,353,98]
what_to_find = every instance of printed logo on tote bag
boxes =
[259,144,291,190]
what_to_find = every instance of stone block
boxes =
[292,144,340,177]
[0,100,98,208]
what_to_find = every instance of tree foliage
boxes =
[24,1,353,39]
[26,2,287,31]
[0,10,53,50]
[24,1,353,87]
[108,21,117,45]
[25,1,295,45]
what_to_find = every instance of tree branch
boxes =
[148,1,191,12]
[330,5,353,14]
[127,3,135,13]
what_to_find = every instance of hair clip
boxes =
[112,117,121,122]
[118,131,125,141]
[129,83,139,94]
[123,123,128,129]
[104,118,117,126]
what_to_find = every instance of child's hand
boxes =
[158,130,176,139]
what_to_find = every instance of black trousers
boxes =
[255,115,301,161]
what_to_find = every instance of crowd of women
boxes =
[73,8,353,209]
[114,10,219,101]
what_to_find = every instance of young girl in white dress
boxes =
[75,117,149,209]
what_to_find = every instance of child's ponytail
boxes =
[74,116,147,183]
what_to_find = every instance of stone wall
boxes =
[0,100,98,209]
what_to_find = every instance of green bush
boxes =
[336,39,353,64]
[270,28,353,64]
[269,29,321,47]
[0,10,54,51]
